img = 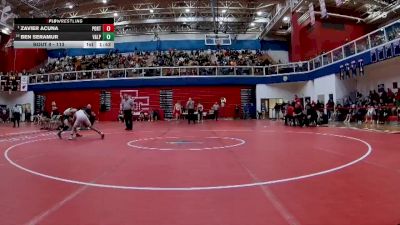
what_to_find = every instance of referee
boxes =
[121,94,134,130]
[186,97,195,124]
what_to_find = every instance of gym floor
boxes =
[0,120,399,225]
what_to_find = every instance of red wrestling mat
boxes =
[0,120,399,225]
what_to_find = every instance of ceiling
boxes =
[2,0,284,35]
[293,0,400,23]
[1,0,399,37]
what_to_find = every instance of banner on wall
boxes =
[358,59,364,76]
[370,49,377,63]
[309,3,315,25]
[20,76,28,91]
[319,0,328,18]
[377,46,385,61]
[339,65,345,80]
[394,40,400,56]
[345,62,350,78]
[385,43,393,58]
[350,60,357,77]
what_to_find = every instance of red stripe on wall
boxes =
[0,33,48,72]
[39,86,251,121]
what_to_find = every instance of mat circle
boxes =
[127,136,246,151]
[4,132,372,191]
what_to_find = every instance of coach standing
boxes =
[121,94,134,130]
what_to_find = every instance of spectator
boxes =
[173,101,182,120]
[293,102,304,126]
[25,106,31,122]
[12,104,21,128]
[326,99,334,120]
[285,103,294,126]
[197,103,204,122]
[212,102,220,121]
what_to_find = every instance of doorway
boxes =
[260,98,283,119]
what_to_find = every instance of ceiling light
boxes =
[68,4,73,9]
[185,8,190,13]
[149,9,154,13]
[1,28,10,35]
[282,16,290,23]
[219,21,223,25]
[221,9,227,13]
[250,22,255,26]
[102,0,107,3]
[113,12,118,17]
[257,11,262,16]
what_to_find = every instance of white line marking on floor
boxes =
[3,132,373,191]
[315,147,399,174]
[127,136,246,151]
[24,185,88,225]
[231,151,301,225]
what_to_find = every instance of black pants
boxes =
[188,109,195,124]
[89,115,96,126]
[294,114,304,126]
[214,110,219,121]
[25,113,31,122]
[13,113,20,127]
[285,115,293,125]
[123,110,133,130]
[198,110,203,121]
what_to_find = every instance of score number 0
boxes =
[103,24,114,32]
[102,24,115,41]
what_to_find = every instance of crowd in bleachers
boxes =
[37,49,273,74]
[279,87,400,127]
[334,88,400,124]
[0,71,26,91]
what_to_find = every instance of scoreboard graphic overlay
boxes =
[13,18,114,49]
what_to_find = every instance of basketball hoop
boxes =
[215,38,222,49]
[204,34,232,46]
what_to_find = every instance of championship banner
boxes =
[394,40,400,56]
[350,60,357,77]
[377,46,385,61]
[385,43,393,58]
[309,3,315,25]
[319,0,327,18]
[358,59,364,76]
[20,76,28,91]
[335,0,343,6]
[370,50,377,63]
[339,65,345,80]
[345,62,350,78]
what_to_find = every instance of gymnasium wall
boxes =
[335,57,400,100]
[290,13,367,62]
[38,86,251,121]
[256,75,338,111]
